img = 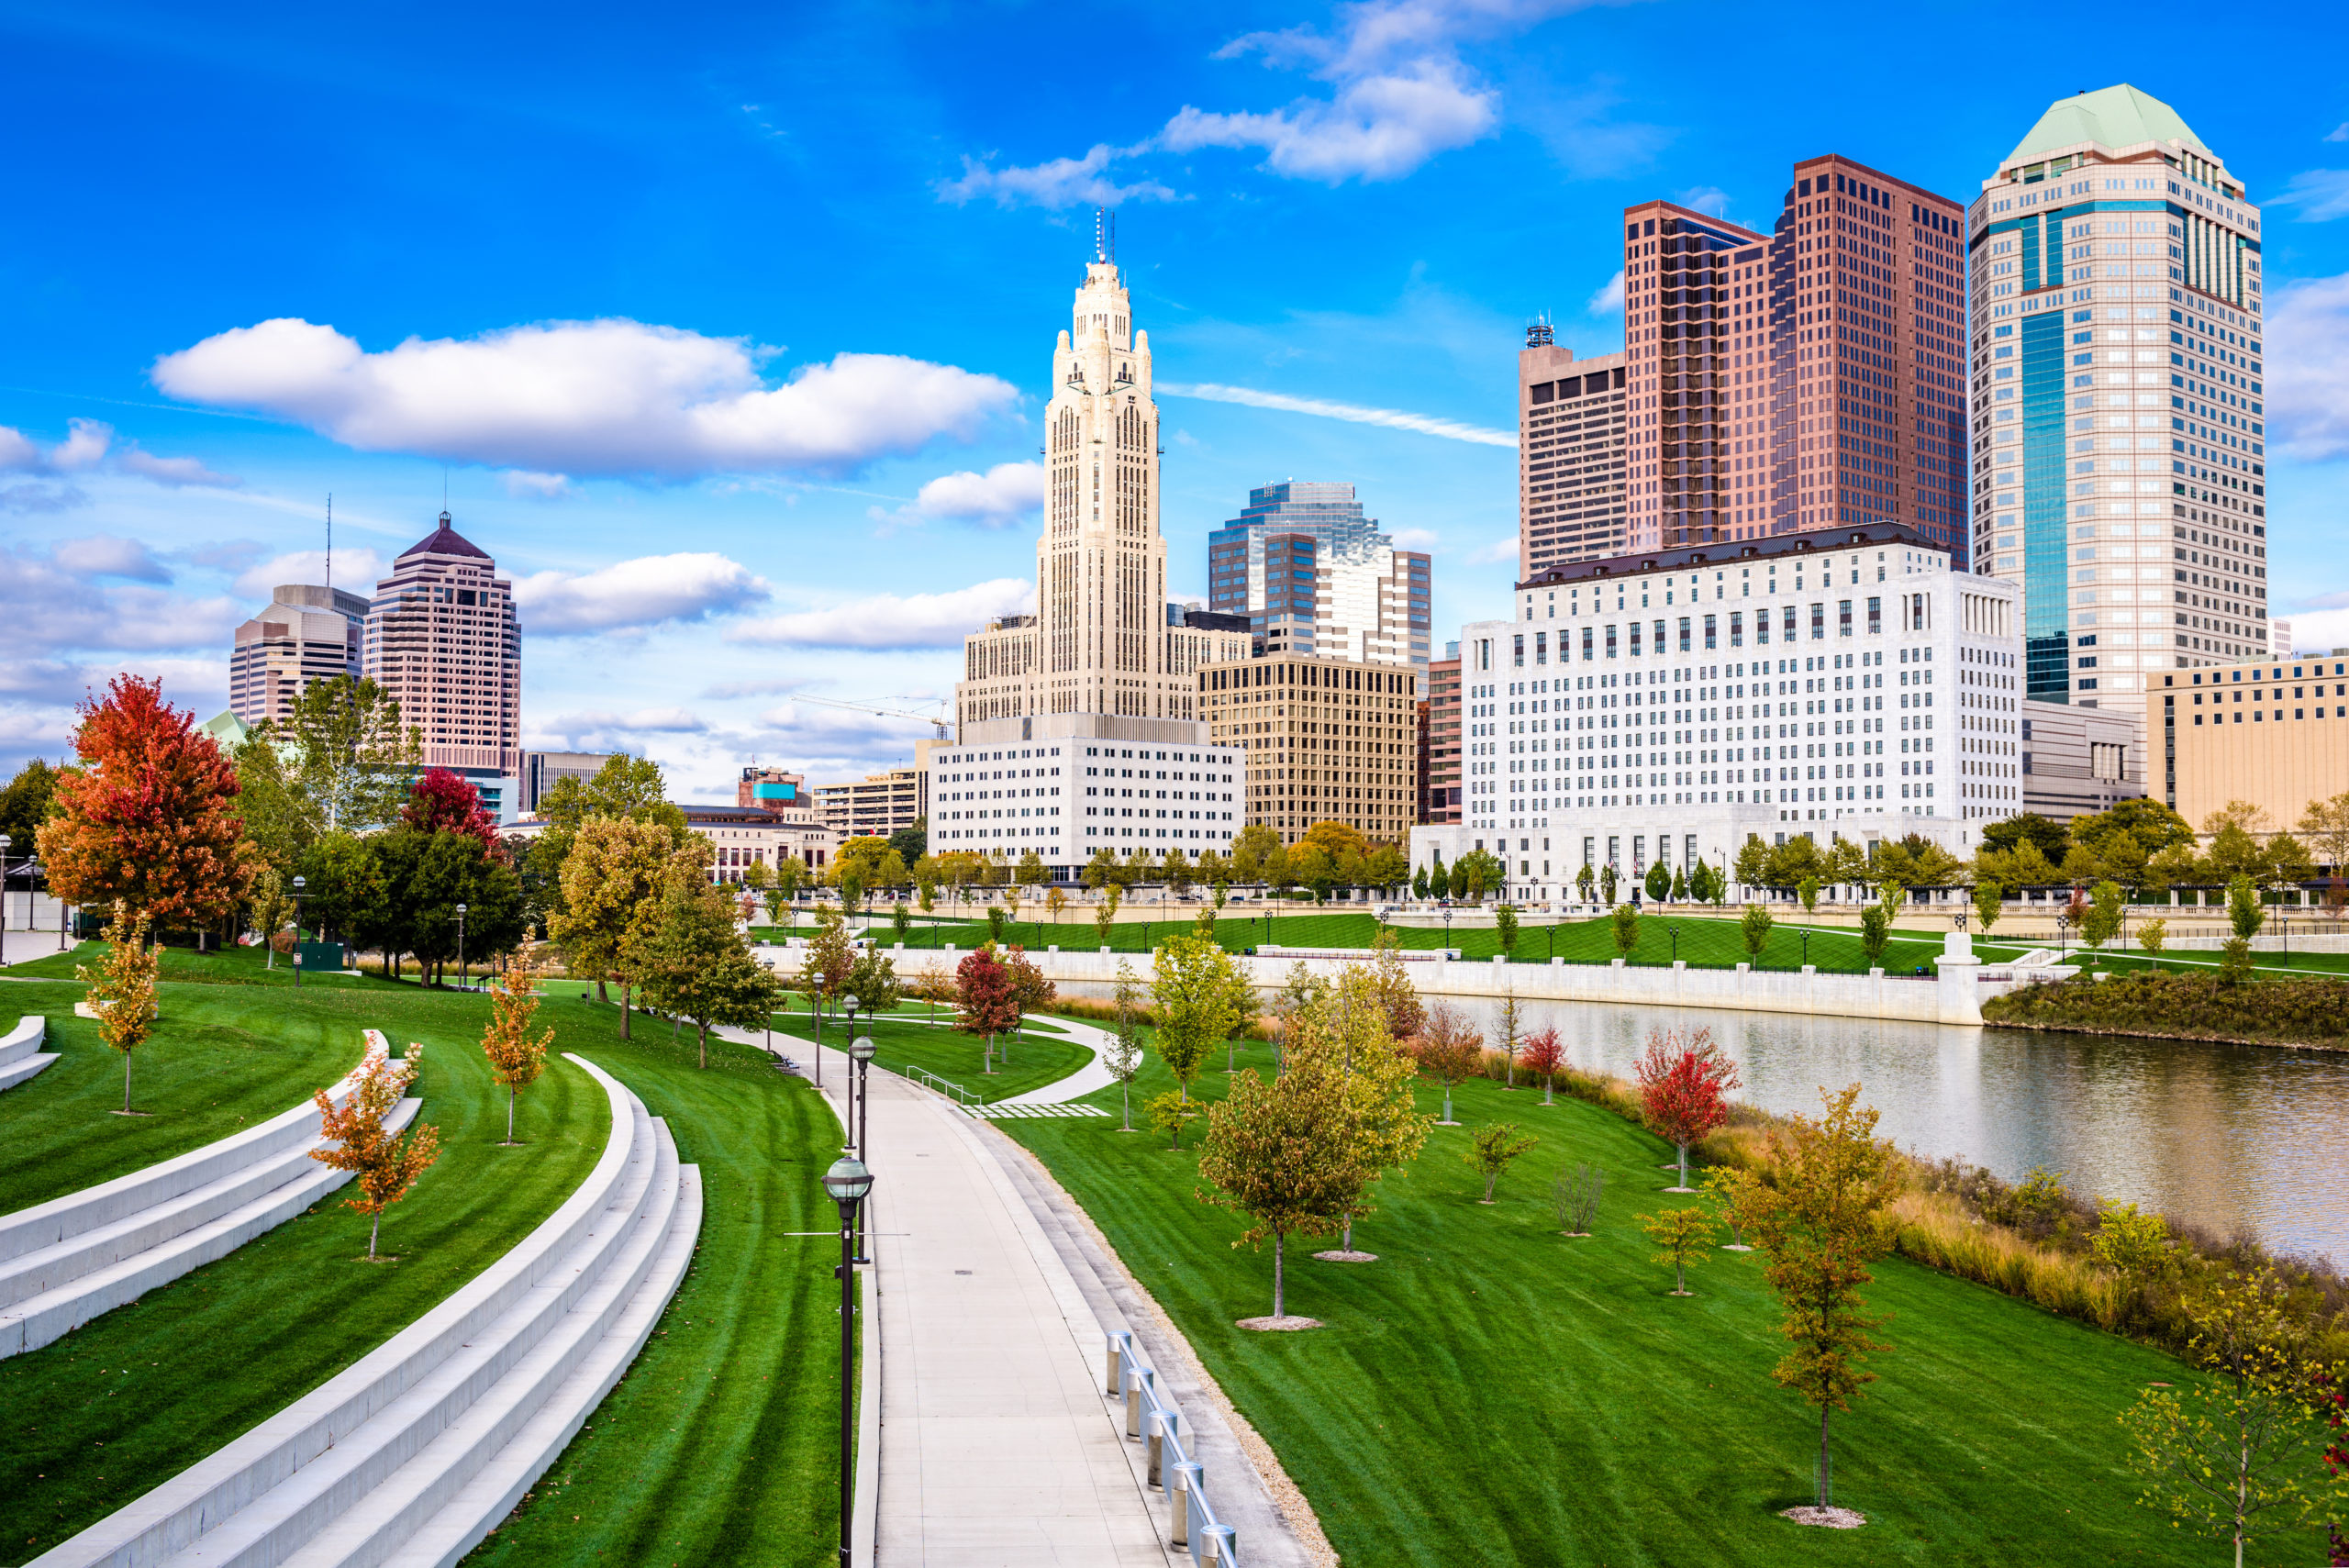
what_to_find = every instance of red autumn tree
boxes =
[955,946,1022,1073]
[400,767,504,859]
[39,673,253,934]
[1634,1027,1742,1192]
[1520,1027,1566,1106]
[1412,1001,1484,1126]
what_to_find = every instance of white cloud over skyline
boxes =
[1158,381,1516,447]
[729,578,1033,650]
[2265,272,2349,461]
[510,552,772,635]
[937,145,1177,208]
[873,461,1046,532]
[152,318,1019,481]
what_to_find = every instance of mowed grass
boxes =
[462,1019,845,1568]
[763,1008,1091,1102]
[0,985,610,1564]
[996,1038,2211,1568]
[0,976,392,1213]
[4,939,368,987]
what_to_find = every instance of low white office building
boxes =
[1411,524,2024,901]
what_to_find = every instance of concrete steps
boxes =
[0,1014,58,1093]
[28,1051,701,1568]
[0,1033,411,1359]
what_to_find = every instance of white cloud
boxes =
[232,547,390,600]
[53,535,173,583]
[2266,272,2349,460]
[49,420,111,472]
[509,552,772,636]
[2280,606,2349,654]
[0,547,241,658]
[117,449,240,488]
[0,418,235,488]
[152,318,1019,481]
[0,483,86,515]
[0,428,40,470]
[1586,269,1624,315]
[937,145,1177,209]
[2328,123,2348,143]
[1158,381,1516,447]
[503,469,574,499]
[551,707,707,733]
[1390,527,1441,550]
[1674,184,1733,219]
[2273,170,2349,222]
[1465,536,1520,564]
[701,676,816,699]
[729,578,1034,651]
[872,460,1046,532]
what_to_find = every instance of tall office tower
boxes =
[1968,85,2267,710]
[1621,158,1967,555]
[361,514,523,818]
[1419,645,1462,823]
[953,231,1257,731]
[1205,481,1431,673]
[1520,324,1628,573]
[228,584,367,726]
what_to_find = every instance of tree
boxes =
[310,1038,440,1261]
[2137,917,2168,958]
[1220,957,1260,1073]
[1414,1002,1482,1125]
[366,823,526,984]
[1646,862,1672,902]
[1983,811,2069,865]
[1271,962,1326,1069]
[2227,873,2265,940]
[1493,903,1519,960]
[1972,878,2002,934]
[0,758,61,852]
[1465,1123,1538,1204]
[1105,961,1146,1131]
[1520,1027,1564,1106]
[1366,936,1423,1041]
[78,905,159,1114]
[1610,903,1639,960]
[891,899,912,944]
[1687,858,1716,905]
[1411,863,1430,900]
[888,823,927,868]
[634,873,785,1067]
[550,817,673,1025]
[1599,863,1619,905]
[1161,847,1194,895]
[481,962,552,1142]
[1797,875,1820,916]
[295,831,384,950]
[232,736,311,873]
[1150,934,1241,1102]
[2082,879,2126,956]
[1553,1163,1604,1236]
[265,675,421,837]
[1456,849,1503,902]
[1093,883,1121,947]
[1197,1056,1358,1321]
[1286,964,1430,1257]
[955,946,1020,1074]
[1741,902,1773,959]
[400,768,503,858]
[537,752,685,840]
[1670,864,1688,902]
[1705,1163,1764,1251]
[1000,945,1054,1057]
[248,863,295,970]
[40,674,254,938]
[1642,1207,1718,1295]
[1734,833,1769,890]
[2299,790,2349,888]
[1634,1029,1741,1191]
[833,835,906,895]
[1148,1089,1206,1150]
[1858,903,1890,969]
[1742,1084,1903,1514]
[1575,862,1595,903]
[1493,987,1524,1087]
[2122,1266,2349,1568]
[844,947,904,1021]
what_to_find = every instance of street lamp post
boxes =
[849,1032,876,1265]
[838,994,862,1150]
[1670,924,1680,965]
[456,903,468,990]
[820,1155,874,1568]
[25,860,41,938]
[1799,929,1811,970]
[290,876,306,987]
[1442,907,1453,957]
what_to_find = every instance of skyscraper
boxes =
[1205,481,1431,672]
[362,514,523,818]
[228,584,367,726]
[1518,327,1627,573]
[953,239,1250,731]
[1620,157,1967,555]
[1968,85,2267,708]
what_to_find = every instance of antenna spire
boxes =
[325,494,333,591]
[1094,206,1116,265]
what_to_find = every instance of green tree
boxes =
[78,905,160,1114]
[1972,878,2003,934]
[1645,862,1671,902]
[549,816,674,1027]
[270,675,421,834]
[1734,834,1769,890]
[888,823,927,867]
[1598,863,1619,905]
[1610,903,1639,960]
[1197,1056,1359,1321]
[1859,903,1891,969]
[1797,875,1820,916]
[1670,864,1688,902]
[2226,873,2265,940]
[1641,1207,1718,1296]
[1093,882,1121,946]
[1493,903,1519,959]
[1411,863,1430,900]
[1105,961,1146,1132]
[1742,1084,1904,1513]
[1741,902,1774,959]
[2136,917,2167,957]
[1983,812,2070,865]
[0,758,60,851]
[1150,934,1241,1102]
[297,830,384,949]
[232,736,312,872]
[247,862,295,970]
[2082,879,2126,955]
[1575,862,1596,903]
[1464,1122,1538,1204]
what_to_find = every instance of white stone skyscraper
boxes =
[1968,85,2267,710]
[955,230,1247,731]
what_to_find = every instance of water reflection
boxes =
[1444,995,2349,1266]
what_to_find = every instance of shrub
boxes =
[1983,972,2349,1050]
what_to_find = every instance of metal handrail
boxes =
[1106,1329,1238,1564]
[896,1063,981,1106]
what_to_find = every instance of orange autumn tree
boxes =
[482,964,553,1145]
[39,673,253,940]
[311,1039,441,1260]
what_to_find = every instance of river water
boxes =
[1437,995,2349,1267]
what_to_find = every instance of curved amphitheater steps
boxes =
[0,1014,57,1093]
[0,1032,419,1359]
[30,1051,702,1568]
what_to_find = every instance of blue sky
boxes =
[6,0,2347,800]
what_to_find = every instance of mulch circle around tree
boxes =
[1779,1506,1865,1529]
[1312,1250,1377,1262]
[1236,1316,1324,1331]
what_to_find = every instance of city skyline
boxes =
[6,2,2349,802]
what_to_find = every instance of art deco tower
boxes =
[956,228,1242,731]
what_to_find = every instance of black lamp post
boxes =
[456,903,468,990]
[1670,923,1680,964]
[24,859,40,937]
[1443,907,1453,956]
[820,1154,874,1568]
[838,993,862,1148]
[291,875,306,986]
[849,1031,877,1265]
[1799,929,1811,970]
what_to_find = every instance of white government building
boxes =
[1410,523,2030,902]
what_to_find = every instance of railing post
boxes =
[1124,1366,1153,1438]
[1203,1523,1236,1564]
[1104,1330,1131,1397]
[1146,1408,1179,1488]
[1171,1462,1202,1548]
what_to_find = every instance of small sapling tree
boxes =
[1742,901,1774,961]
[1520,1027,1564,1105]
[1106,961,1145,1131]
[1413,1002,1482,1125]
[1859,903,1891,970]
[1464,1122,1538,1204]
[79,904,160,1116]
[1610,902,1640,961]
[1494,987,1524,1087]
[1972,878,2002,935]
[1553,1162,1603,1236]
[955,946,1020,1073]
[1634,1028,1741,1191]
[1197,1057,1356,1325]
[310,1039,441,1261]
[481,962,552,1144]
[1493,902,1519,959]
[1642,1206,1717,1295]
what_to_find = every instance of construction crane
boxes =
[786,693,950,740]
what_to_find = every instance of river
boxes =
[1441,995,2349,1267]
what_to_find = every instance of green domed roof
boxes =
[2006,84,2209,165]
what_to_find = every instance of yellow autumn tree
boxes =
[77,903,160,1116]
[550,815,674,1037]
[310,1039,440,1260]
[481,963,553,1144]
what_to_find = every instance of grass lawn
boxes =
[4,939,369,987]
[1,966,850,1568]
[763,1007,1091,1102]
[996,1036,2219,1567]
